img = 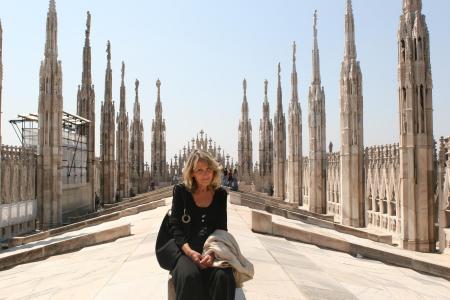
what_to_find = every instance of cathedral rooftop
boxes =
[0,196,449,299]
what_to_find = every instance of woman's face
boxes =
[192,159,213,188]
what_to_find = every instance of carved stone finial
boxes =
[156,78,161,89]
[243,78,247,96]
[135,79,139,94]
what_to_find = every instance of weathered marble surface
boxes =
[0,198,449,300]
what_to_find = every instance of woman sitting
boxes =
[169,149,236,300]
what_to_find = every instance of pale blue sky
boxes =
[1,0,449,164]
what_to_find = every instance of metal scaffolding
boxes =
[9,111,91,185]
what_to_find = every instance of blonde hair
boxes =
[182,149,222,193]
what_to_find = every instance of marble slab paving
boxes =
[0,196,448,300]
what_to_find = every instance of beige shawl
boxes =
[203,229,254,287]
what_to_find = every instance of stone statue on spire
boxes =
[106,40,111,61]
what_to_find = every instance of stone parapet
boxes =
[1,145,36,205]
[438,136,450,253]
[0,200,36,228]
[0,200,37,240]
[7,187,171,248]
[326,152,341,217]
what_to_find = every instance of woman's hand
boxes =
[188,250,203,265]
[182,243,203,267]
[182,243,214,269]
[199,253,215,269]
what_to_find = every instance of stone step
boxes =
[6,186,173,248]
[252,210,450,281]
[69,186,173,223]
[0,223,131,271]
[231,190,392,245]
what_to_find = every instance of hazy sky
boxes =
[1,0,449,164]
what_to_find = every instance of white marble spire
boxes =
[288,41,303,205]
[339,0,365,227]
[308,10,327,214]
[273,63,286,199]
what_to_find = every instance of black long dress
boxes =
[169,184,236,300]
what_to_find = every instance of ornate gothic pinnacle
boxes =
[119,62,126,112]
[45,0,58,59]
[81,11,92,87]
[243,78,247,97]
[313,11,318,50]
[291,41,298,103]
[277,63,283,112]
[312,10,321,84]
[344,0,357,60]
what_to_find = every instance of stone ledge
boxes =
[168,275,246,300]
[0,224,131,271]
[71,186,173,223]
[232,190,392,245]
[8,199,166,248]
[251,210,450,281]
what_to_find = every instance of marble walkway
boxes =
[0,197,449,300]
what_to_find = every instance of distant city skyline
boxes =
[1,0,449,165]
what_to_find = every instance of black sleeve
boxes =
[169,185,188,248]
[216,188,228,231]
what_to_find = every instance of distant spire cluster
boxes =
[0,0,441,256]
